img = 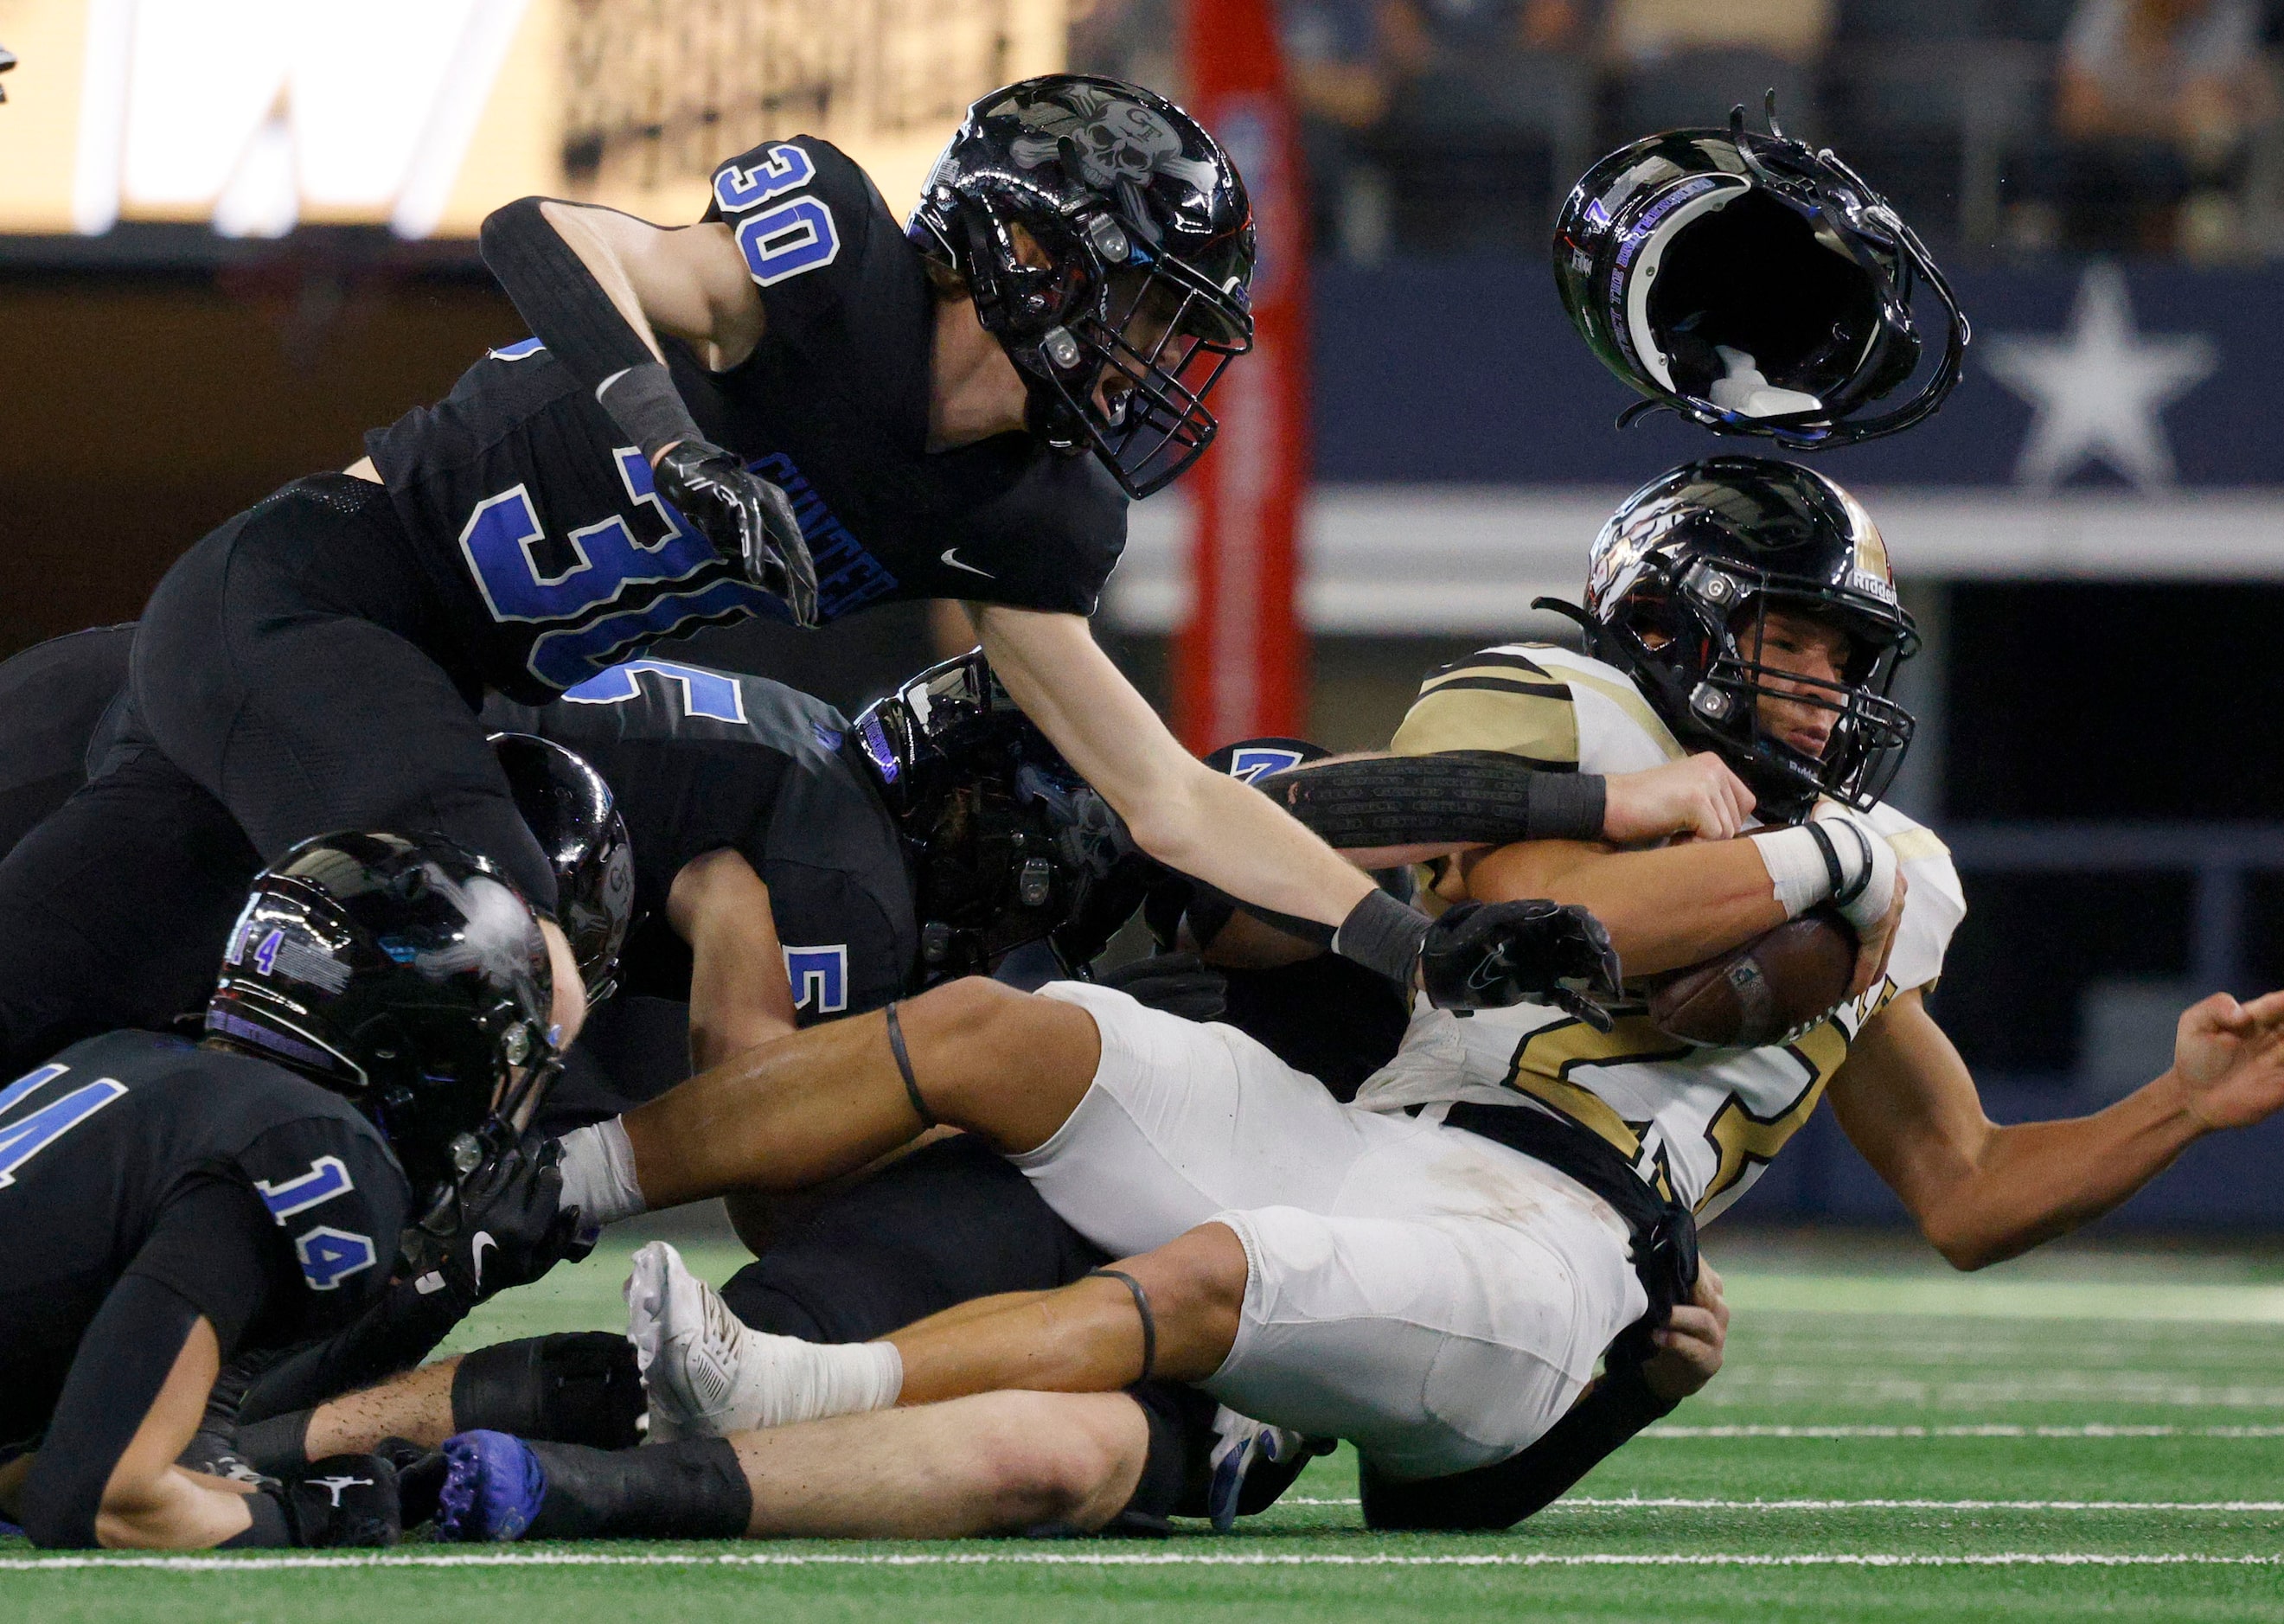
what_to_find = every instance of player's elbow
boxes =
[1114,773,1210,873]
[1920,1212,2002,1272]
[963,1392,1148,1532]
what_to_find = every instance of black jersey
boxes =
[0,1032,406,1453]
[364,136,1126,705]
[487,657,917,1020]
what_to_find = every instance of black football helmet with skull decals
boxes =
[910,74,1256,498]
[1554,102,1967,448]
[205,832,564,1206]
[1545,457,1919,822]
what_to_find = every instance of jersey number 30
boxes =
[713,144,840,287]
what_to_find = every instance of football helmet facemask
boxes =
[1547,457,1919,822]
[852,649,1139,981]
[491,732,634,1007]
[1554,99,1967,448]
[910,74,1257,498]
[205,832,562,1207]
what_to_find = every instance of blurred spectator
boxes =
[1375,1,1599,252]
[1603,0,1832,62]
[2046,0,2274,253]
[1283,2,1395,259]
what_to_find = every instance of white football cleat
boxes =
[625,1239,902,1439]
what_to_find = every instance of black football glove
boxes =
[1098,951,1229,1023]
[655,438,819,626]
[1417,898,1622,1029]
[405,1139,587,1310]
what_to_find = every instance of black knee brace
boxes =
[451,1333,644,1449]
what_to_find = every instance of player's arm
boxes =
[1829,987,2284,1270]
[1461,809,1906,994]
[1257,748,1756,867]
[669,848,799,1072]
[477,195,816,622]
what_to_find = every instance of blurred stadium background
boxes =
[3,0,2283,1231]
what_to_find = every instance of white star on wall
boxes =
[1984,263,2217,490]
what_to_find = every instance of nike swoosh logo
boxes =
[470,1231,496,1294]
[940,547,995,579]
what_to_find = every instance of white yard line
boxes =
[1645,1423,2284,1438]
[1282,1497,2284,1511]
[4,1551,2281,1572]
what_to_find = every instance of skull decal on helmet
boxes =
[999,81,1222,243]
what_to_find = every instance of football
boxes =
[1647,910,1858,1048]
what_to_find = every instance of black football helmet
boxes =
[0,45,16,102]
[205,832,561,1205]
[491,732,634,1006]
[1554,101,1967,448]
[852,649,1139,980]
[910,74,1256,498]
[1545,457,1918,822]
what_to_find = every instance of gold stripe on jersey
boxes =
[1885,826,1949,865]
[1700,1018,1852,1209]
[1391,685,1579,767]
[1501,1014,1699,1160]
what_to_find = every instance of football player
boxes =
[422,457,2284,1538]
[0,832,587,1549]
[0,73,1582,1081]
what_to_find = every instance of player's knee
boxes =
[1118,1223,1250,1378]
[904,977,1089,1122]
[965,1392,1146,1532]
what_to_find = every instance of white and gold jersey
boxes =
[1353,643,1966,1224]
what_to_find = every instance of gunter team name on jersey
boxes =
[1358,642,1966,1224]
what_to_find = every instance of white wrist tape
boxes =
[1751,810,1898,934]
[557,1116,648,1227]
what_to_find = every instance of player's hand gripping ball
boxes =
[1419,899,1623,1027]
[655,438,820,626]
[1647,909,1856,1048]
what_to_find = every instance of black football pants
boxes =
[0,476,554,1076]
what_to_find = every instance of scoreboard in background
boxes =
[0,0,1065,240]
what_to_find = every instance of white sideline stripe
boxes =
[1280,1497,2284,1511]
[5,1551,2282,1572]
[1646,1424,2284,1438]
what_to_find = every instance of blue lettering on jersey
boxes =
[294,1225,378,1292]
[713,143,815,212]
[749,452,898,619]
[488,337,547,361]
[785,945,848,1015]
[735,201,840,287]
[255,1155,355,1223]
[812,721,843,752]
[713,144,841,288]
[528,577,777,692]
[459,450,720,625]
[565,659,750,724]
[0,1062,68,1116]
[1228,747,1307,783]
[0,1077,128,1191]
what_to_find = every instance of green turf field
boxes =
[10,1224,2284,1621]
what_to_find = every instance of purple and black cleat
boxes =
[435,1429,547,1542]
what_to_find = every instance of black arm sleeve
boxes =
[233,1268,473,1427]
[1256,752,1607,849]
[478,198,707,459]
[19,1182,282,1548]
[1358,1360,1678,1532]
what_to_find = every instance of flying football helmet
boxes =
[1551,457,1918,821]
[206,832,562,1204]
[491,732,634,1006]
[852,649,1139,980]
[1553,101,1967,448]
[910,74,1257,499]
